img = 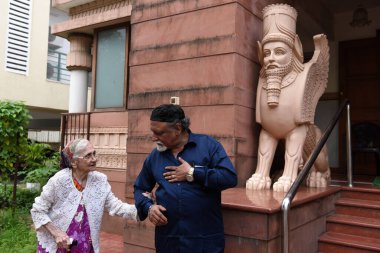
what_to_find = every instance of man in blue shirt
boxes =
[134,104,237,253]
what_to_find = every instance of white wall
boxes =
[0,1,69,111]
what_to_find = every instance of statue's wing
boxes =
[299,34,329,123]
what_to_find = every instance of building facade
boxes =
[0,0,73,143]
[51,0,380,251]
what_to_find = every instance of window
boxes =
[5,0,32,75]
[47,8,71,84]
[93,26,129,110]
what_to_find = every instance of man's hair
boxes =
[150,104,190,131]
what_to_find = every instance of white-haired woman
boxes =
[31,138,138,253]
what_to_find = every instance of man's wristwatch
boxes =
[186,167,194,182]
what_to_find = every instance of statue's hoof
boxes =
[307,171,328,188]
[273,177,292,192]
[246,175,271,190]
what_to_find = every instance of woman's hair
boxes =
[60,138,91,169]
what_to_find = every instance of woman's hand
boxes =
[54,230,71,250]
[43,222,71,250]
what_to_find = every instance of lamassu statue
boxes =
[246,4,330,192]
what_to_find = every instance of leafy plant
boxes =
[0,186,39,210]
[0,100,30,213]
[0,100,30,181]
[24,145,59,187]
[0,208,37,252]
[22,141,59,178]
[25,166,58,186]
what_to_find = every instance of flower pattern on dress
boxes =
[74,211,83,223]
[37,204,93,253]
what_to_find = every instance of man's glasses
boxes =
[79,151,97,160]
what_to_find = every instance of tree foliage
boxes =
[0,100,30,183]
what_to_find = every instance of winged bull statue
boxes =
[246,4,330,192]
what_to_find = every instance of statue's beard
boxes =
[264,60,293,107]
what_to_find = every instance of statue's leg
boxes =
[273,125,308,192]
[246,129,278,190]
[306,126,330,187]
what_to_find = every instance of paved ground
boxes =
[99,231,124,253]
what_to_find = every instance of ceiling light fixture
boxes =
[350,4,372,27]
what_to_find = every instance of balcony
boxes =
[47,50,70,84]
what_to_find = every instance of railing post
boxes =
[346,103,353,187]
[282,197,290,253]
[60,114,66,150]
[280,99,349,253]
[57,52,61,81]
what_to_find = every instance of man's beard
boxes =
[264,59,293,107]
[155,141,168,152]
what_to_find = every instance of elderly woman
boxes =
[31,138,138,253]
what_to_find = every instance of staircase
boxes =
[319,186,380,252]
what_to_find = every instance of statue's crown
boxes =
[262,4,298,47]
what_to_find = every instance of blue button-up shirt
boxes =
[134,132,237,253]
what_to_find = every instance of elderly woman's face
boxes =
[72,141,97,173]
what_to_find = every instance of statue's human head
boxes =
[258,4,304,107]
[263,41,293,78]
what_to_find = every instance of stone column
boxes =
[66,33,92,113]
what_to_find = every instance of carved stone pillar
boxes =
[67,33,92,113]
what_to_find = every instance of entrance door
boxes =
[339,31,380,178]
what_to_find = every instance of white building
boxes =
[0,0,80,144]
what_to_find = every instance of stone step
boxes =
[319,232,380,253]
[340,186,380,202]
[326,214,380,239]
[335,198,380,219]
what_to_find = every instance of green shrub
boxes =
[0,100,29,183]
[25,166,58,186]
[0,186,39,210]
[0,186,12,209]
[0,208,37,252]
[22,141,58,177]
[16,188,40,210]
[23,141,59,186]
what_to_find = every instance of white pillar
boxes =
[66,33,92,113]
[69,70,88,113]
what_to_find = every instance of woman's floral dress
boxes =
[37,177,94,253]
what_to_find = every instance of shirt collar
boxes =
[185,130,197,148]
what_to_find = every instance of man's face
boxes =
[150,121,179,151]
[263,41,293,77]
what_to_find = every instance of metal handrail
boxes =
[281,99,352,253]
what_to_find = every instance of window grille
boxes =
[5,0,32,75]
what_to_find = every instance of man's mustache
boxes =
[265,63,281,69]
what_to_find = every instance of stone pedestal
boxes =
[124,186,340,252]
[222,187,340,253]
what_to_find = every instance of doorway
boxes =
[338,30,380,180]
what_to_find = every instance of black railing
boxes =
[60,113,91,150]
[281,99,352,253]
